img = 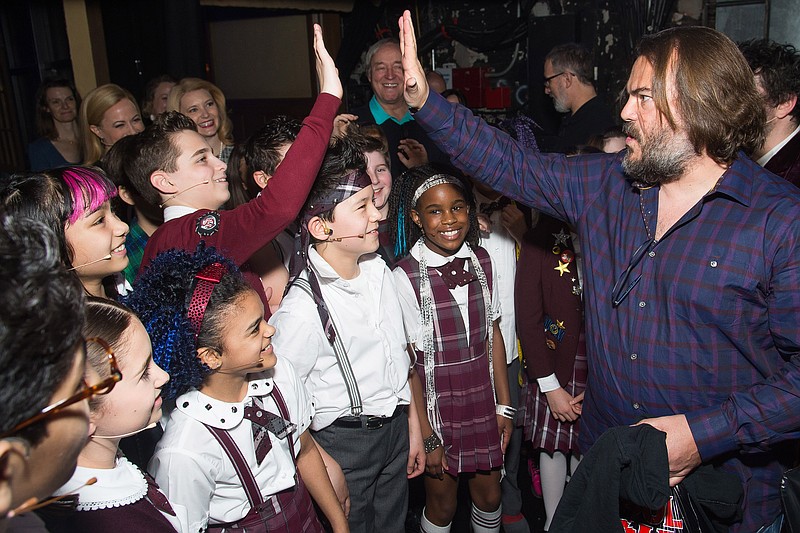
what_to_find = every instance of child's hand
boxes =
[407,435,426,479]
[326,457,351,518]
[332,114,357,140]
[496,415,513,454]
[500,203,526,243]
[398,10,429,110]
[570,391,584,416]
[313,24,343,99]
[545,387,579,423]
[398,139,428,168]
[425,446,448,480]
[477,213,492,234]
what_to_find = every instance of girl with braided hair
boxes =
[125,245,348,533]
[390,164,513,533]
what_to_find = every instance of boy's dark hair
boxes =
[242,116,302,201]
[124,245,251,400]
[388,163,479,259]
[101,135,164,225]
[303,135,368,225]
[223,144,250,209]
[0,213,85,445]
[739,38,800,123]
[115,111,198,207]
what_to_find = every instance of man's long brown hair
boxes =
[636,26,765,164]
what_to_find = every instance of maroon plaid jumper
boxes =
[204,386,324,533]
[397,246,503,475]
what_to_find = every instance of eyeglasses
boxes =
[611,239,655,307]
[544,71,569,87]
[0,337,122,439]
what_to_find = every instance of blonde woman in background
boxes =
[80,83,144,164]
[168,78,234,163]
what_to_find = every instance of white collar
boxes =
[307,246,383,283]
[758,122,800,166]
[163,205,198,223]
[409,238,471,268]
[175,373,275,429]
[54,456,147,511]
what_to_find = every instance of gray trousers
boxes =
[313,412,409,533]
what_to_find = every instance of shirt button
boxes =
[648,251,656,258]
[633,402,640,409]
[630,353,637,360]
[710,260,718,268]
[638,301,646,308]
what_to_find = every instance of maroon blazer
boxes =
[515,214,584,386]
[765,130,800,188]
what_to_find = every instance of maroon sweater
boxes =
[139,93,340,316]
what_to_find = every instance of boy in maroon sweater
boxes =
[113,25,341,315]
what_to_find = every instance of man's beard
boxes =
[621,122,696,185]
[552,93,570,114]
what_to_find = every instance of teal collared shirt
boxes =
[369,96,413,125]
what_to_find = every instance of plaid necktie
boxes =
[434,257,477,289]
[243,396,295,464]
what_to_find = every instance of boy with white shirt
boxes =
[270,137,424,533]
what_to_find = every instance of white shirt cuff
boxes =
[537,373,561,393]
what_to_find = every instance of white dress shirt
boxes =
[269,249,411,431]
[393,240,501,352]
[149,358,312,532]
[474,188,519,364]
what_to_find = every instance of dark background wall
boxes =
[0,0,783,173]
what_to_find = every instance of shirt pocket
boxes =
[668,253,763,327]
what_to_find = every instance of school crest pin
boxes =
[196,211,221,236]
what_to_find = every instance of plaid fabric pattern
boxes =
[397,246,502,474]
[122,219,148,285]
[415,91,800,532]
[206,475,323,532]
[522,332,587,455]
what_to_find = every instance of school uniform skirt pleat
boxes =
[522,333,587,455]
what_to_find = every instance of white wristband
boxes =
[496,404,516,420]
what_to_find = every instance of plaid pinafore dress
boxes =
[397,246,503,475]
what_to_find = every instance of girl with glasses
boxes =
[40,298,183,532]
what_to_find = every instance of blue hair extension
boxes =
[394,201,407,258]
[123,244,243,401]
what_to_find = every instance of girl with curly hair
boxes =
[125,245,347,533]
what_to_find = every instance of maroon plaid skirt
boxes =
[416,351,503,476]
[521,334,587,455]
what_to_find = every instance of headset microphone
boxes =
[92,422,159,440]
[328,234,366,242]
[67,254,112,271]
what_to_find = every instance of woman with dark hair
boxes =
[28,78,82,171]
